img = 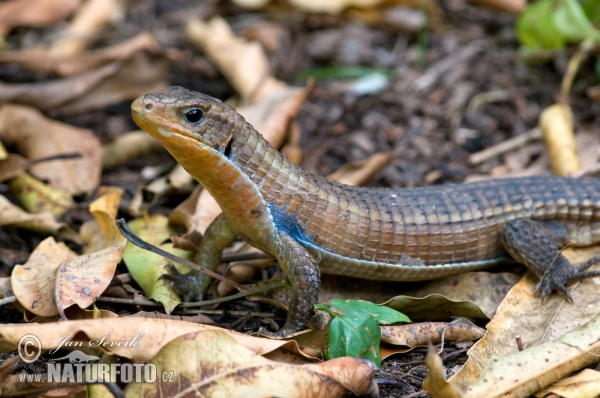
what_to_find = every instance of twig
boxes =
[468,128,541,165]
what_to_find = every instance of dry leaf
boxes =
[11,237,76,317]
[186,16,286,102]
[82,187,125,253]
[9,173,75,217]
[381,321,485,347]
[540,103,580,176]
[50,0,124,57]
[423,347,463,398]
[450,246,600,394]
[327,152,392,186]
[0,32,159,76]
[0,154,32,182]
[0,104,101,195]
[0,194,77,239]
[56,241,125,319]
[125,330,376,397]
[535,369,600,398]
[0,0,81,36]
[0,61,122,109]
[55,52,170,115]
[102,130,163,169]
[0,318,312,362]
[463,312,600,397]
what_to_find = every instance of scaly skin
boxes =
[132,86,600,336]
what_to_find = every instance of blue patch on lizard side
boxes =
[268,203,317,247]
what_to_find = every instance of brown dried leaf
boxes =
[0,32,158,76]
[82,187,125,253]
[0,61,122,109]
[0,104,101,195]
[423,347,463,398]
[535,369,600,398]
[56,241,125,319]
[50,0,124,57]
[327,152,392,186]
[101,130,163,169]
[125,330,376,397]
[11,237,76,317]
[381,321,485,347]
[0,318,312,363]
[186,16,285,102]
[540,103,580,176]
[0,194,76,239]
[0,0,81,36]
[54,52,170,115]
[462,312,600,398]
[0,154,30,182]
[450,246,600,394]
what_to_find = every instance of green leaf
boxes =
[321,298,411,325]
[580,0,600,26]
[326,310,381,367]
[516,0,567,49]
[553,0,600,42]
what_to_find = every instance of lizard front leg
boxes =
[263,231,321,337]
[170,212,237,302]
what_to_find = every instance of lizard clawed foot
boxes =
[536,253,600,303]
[162,263,205,302]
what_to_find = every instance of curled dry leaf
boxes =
[55,241,125,319]
[9,173,75,217]
[186,16,286,102]
[0,0,81,37]
[462,312,600,398]
[55,52,170,115]
[102,130,163,169]
[11,237,76,317]
[0,61,122,109]
[381,321,485,348]
[540,103,580,177]
[0,318,312,363]
[423,347,463,398]
[449,246,600,394]
[50,0,124,57]
[327,152,392,186]
[0,32,159,77]
[0,104,101,195]
[81,187,125,253]
[535,369,600,398]
[126,330,376,397]
[0,195,77,240]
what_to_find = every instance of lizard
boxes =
[131,86,600,337]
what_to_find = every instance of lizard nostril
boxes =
[143,99,156,111]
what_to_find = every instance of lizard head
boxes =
[131,86,240,157]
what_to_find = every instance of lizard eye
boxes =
[184,108,204,124]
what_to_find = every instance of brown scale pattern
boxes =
[233,125,600,268]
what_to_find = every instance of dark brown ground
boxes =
[1,0,599,396]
